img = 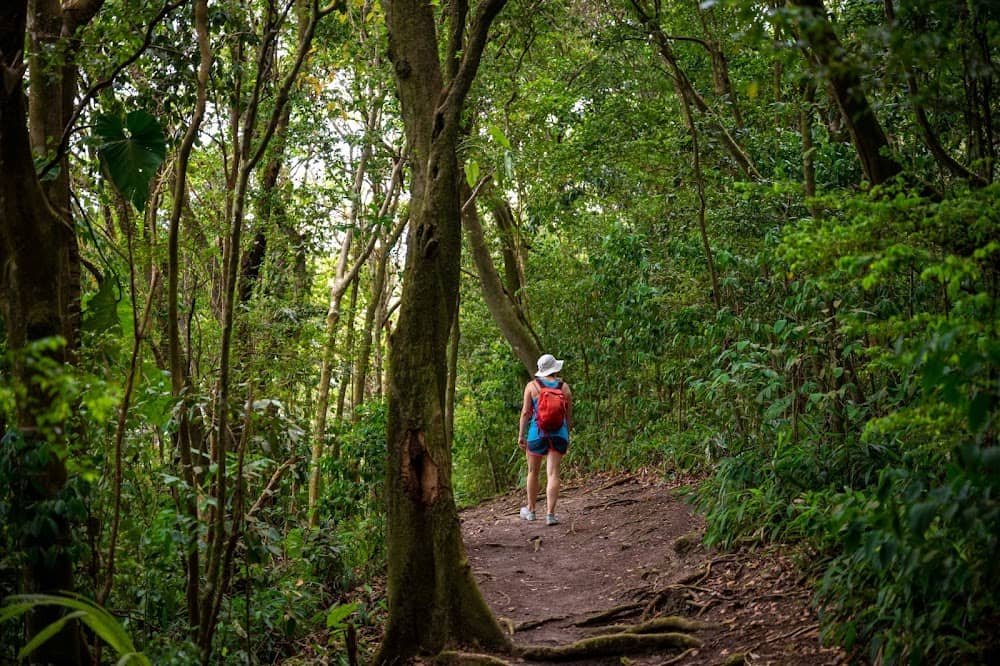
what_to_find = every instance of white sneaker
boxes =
[519,506,536,521]
[546,513,559,526]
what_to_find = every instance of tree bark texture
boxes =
[26,0,102,355]
[378,0,510,660]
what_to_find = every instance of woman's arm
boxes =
[563,382,573,431]
[518,383,534,447]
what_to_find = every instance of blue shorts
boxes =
[527,436,568,456]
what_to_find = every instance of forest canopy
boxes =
[0,0,997,663]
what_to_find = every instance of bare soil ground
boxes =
[459,472,848,665]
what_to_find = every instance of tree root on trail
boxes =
[434,650,512,665]
[584,615,714,636]
[516,631,702,661]
[676,555,738,586]
[582,474,634,495]
[512,614,570,632]
[642,586,693,619]
[660,646,699,665]
[573,602,644,626]
[496,616,516,635]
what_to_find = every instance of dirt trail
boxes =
[460,473,847,665]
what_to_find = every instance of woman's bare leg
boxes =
[526,453,543,513]
[546,450,563,516]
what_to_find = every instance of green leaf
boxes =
[488,124,511,150]
[326,601,359,629]
[18,610,87,659]
[4,593,138,655]
[82,276,122,335]
[968,392,992,433]
[464,160,480,188]
[95,110,166,211]
[773,319,787,335]
[908,502,936,538]
[0,600,34,623]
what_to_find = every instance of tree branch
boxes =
[445,0,468,84]
[441,0,508,119]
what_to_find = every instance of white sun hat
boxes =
[535,353,564,378]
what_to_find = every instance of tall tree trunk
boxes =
[0,3,86,662]
[26,0,101,354]
[377,0,510,660]
[787,0,902,186]
[799,81,819,217]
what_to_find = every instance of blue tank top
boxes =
[527,378,569,442]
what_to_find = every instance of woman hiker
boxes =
[518,353,573,526]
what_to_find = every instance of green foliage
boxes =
[4,0,995,661]
[689,184,999,662]
[453,338,523,505]
[0,593,150,664]
[93,109,166,211]
[819,447,1000,664]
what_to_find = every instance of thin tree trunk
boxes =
[198,2,329,658]
[799,81,819,217]
[884,0,986,186]
[462,182,542,372]
[336,273,361,423]
[490,197,527,305]
[695,2,744,130]
[167,0,211,631]
[956,0,995,183]
[354,208,407,419]
[308,115,390,523]
[630,1,761,181]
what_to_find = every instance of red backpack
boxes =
[535,379,567,433]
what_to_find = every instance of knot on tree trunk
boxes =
[394,58,411,80]
[403,429,439,505]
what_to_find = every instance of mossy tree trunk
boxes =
[378,0,510,661]
[0,2,90,662]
